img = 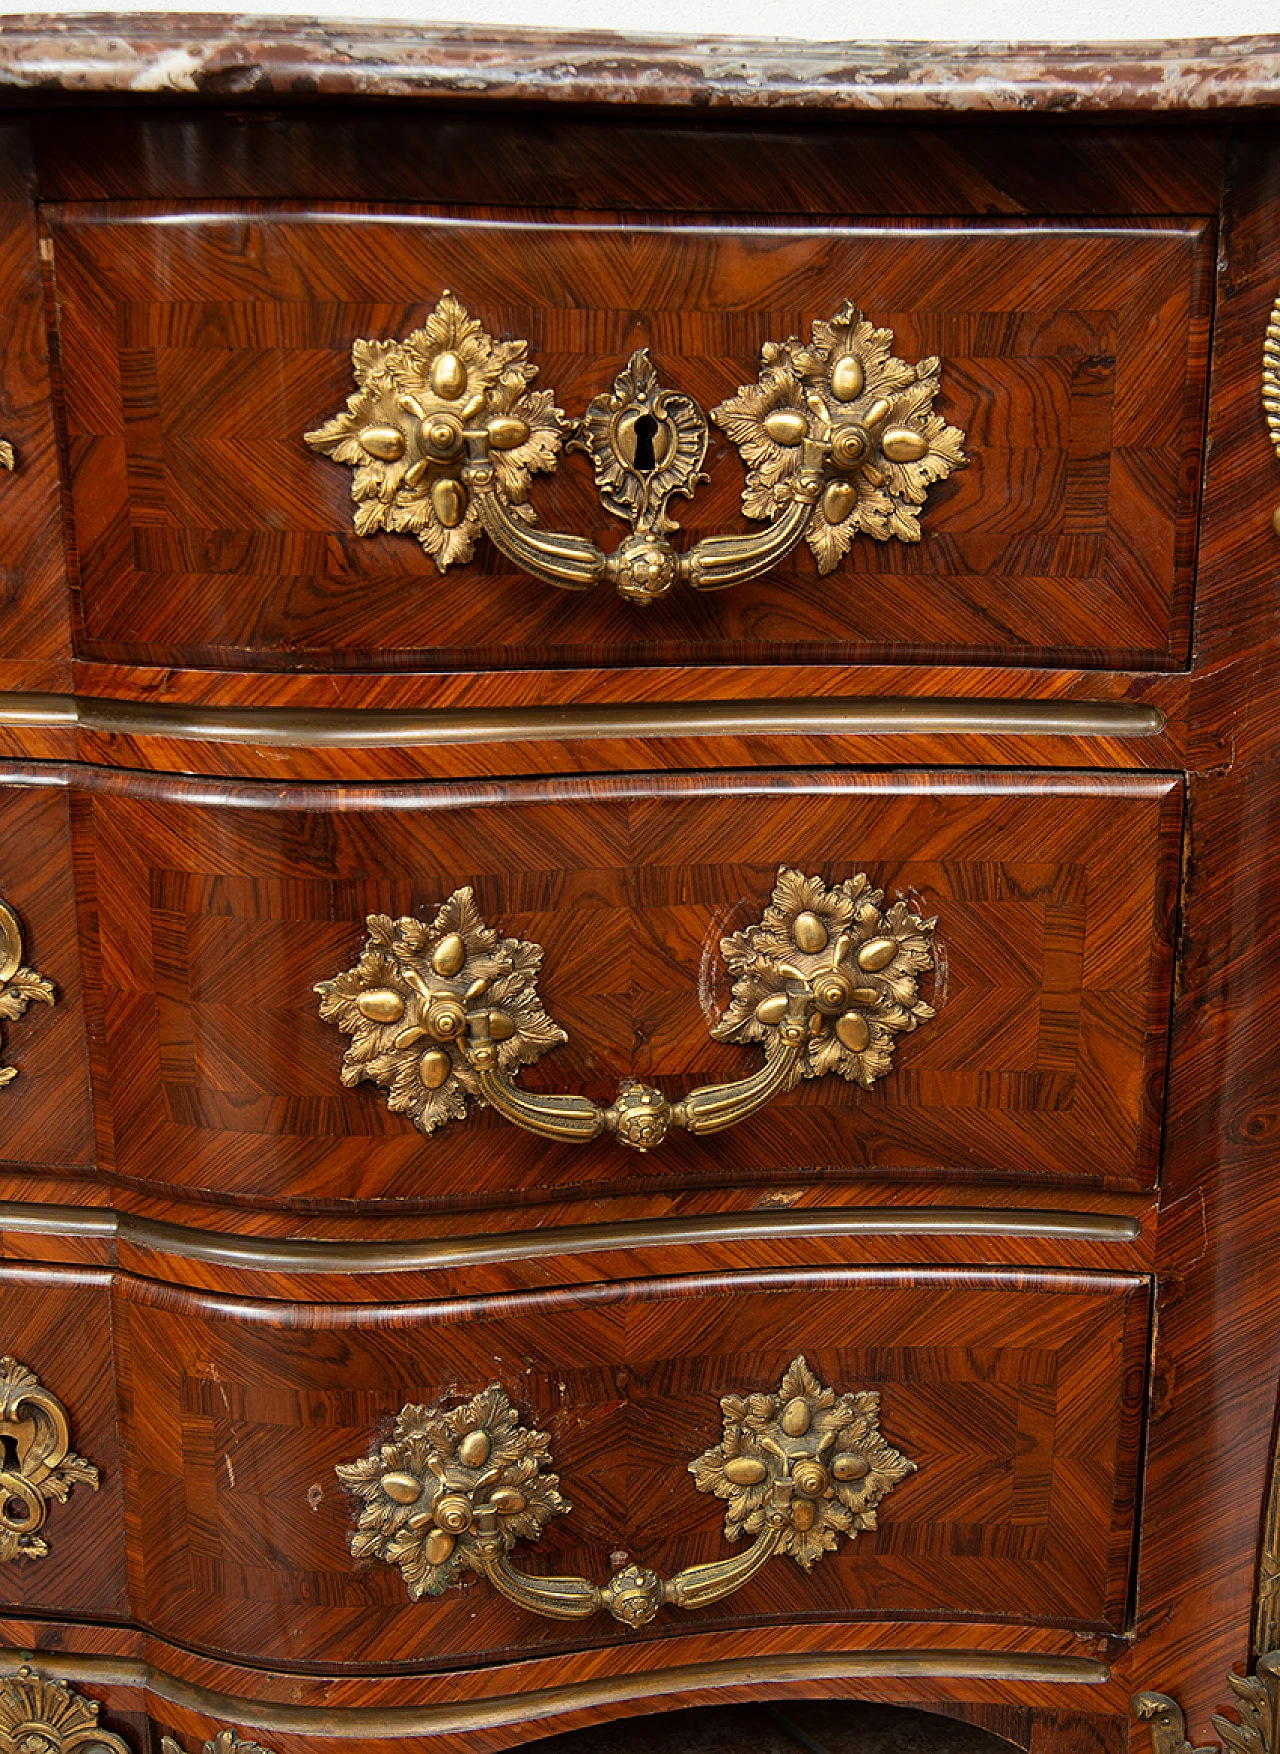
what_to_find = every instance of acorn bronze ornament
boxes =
[316,867,936,1152]
[307,292,966,604]
[337,1355,916,1626]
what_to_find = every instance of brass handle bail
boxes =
[316,867,937,1152]
[306,293,967,603]
[337,1355,916,1626]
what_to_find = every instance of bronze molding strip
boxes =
[0,1201,1141,1275]
[0,1650,1110,1739]
[0,692,1166,746]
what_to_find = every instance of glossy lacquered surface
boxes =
[105,1261,1148,1667]
[0,91,1273,1754]
[59,765,1181,1212]
[45,206,1210,675]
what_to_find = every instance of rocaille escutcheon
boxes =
[316,867,936,1152]
[307,292,966,601]
[0,898,55,1087]
[0,1356,98,1561]
[337,1354,915,1625]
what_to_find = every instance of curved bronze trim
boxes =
[0,693,1166,745]
[0,1649,1109,1739]
[0,1201,1141,1273]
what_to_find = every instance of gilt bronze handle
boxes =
[1266,291,1280,536]
[316,867,936,1153]
[306,293,966,605]
[337,1355,916,1627]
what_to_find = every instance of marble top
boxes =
[0,14,1277,109]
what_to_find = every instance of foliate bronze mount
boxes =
[0,1357,99,1562]
[1134,1650,1280,1754]
[1265,292,1280,537]
[316,867,936,1152]
[337,1354,915,1626]
[305,292,967,604]
[0,1669,130,1754]
[0,1668,272,1754]
[0,899,55,1086]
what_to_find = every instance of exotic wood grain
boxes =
[1102,135,1280,1739]
[71,767,1180,1209]
[46,208,1211,674]
[0,1267,125,1618]
[110,1265,1147,1668]
[30,113,1226,217]
[0,124,72,698]
[0,776,93,1173]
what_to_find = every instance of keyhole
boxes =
[630,412,659,473]
[0,1434,28,1522]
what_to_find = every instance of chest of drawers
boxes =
[0,22,1275,1754]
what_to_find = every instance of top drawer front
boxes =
[48,206,1211,676]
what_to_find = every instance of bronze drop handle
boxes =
[337,1356,916,1627]
[462,978,816,1150]
[316,866,937,1152]
[306,292,966,605]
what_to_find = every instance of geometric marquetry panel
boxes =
[117,1265,1149,1668]
[82,768,1180,1210]
[48,209,1210,672]
[79,768,1178,1206]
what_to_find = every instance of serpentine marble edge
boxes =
[0,17,1276,109]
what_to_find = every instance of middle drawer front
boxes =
[116,1263,1149,1667]
[79,766,1181,1205]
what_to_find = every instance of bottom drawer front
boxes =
[119,1264,1148,1666]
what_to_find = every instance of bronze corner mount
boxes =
[0,1667,272,1754]
[1135,1651,1280,1754]
[305,291,967,605]
[1266,292,1280,538]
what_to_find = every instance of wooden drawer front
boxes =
[118,1265,1149,1666]
[47,206,1210,674]
[82,768,1180,1206]
[0,1267,125,1617]
[0,779,93,1176]
[0,126,71,695]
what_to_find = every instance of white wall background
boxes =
[2,0,1277,44]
